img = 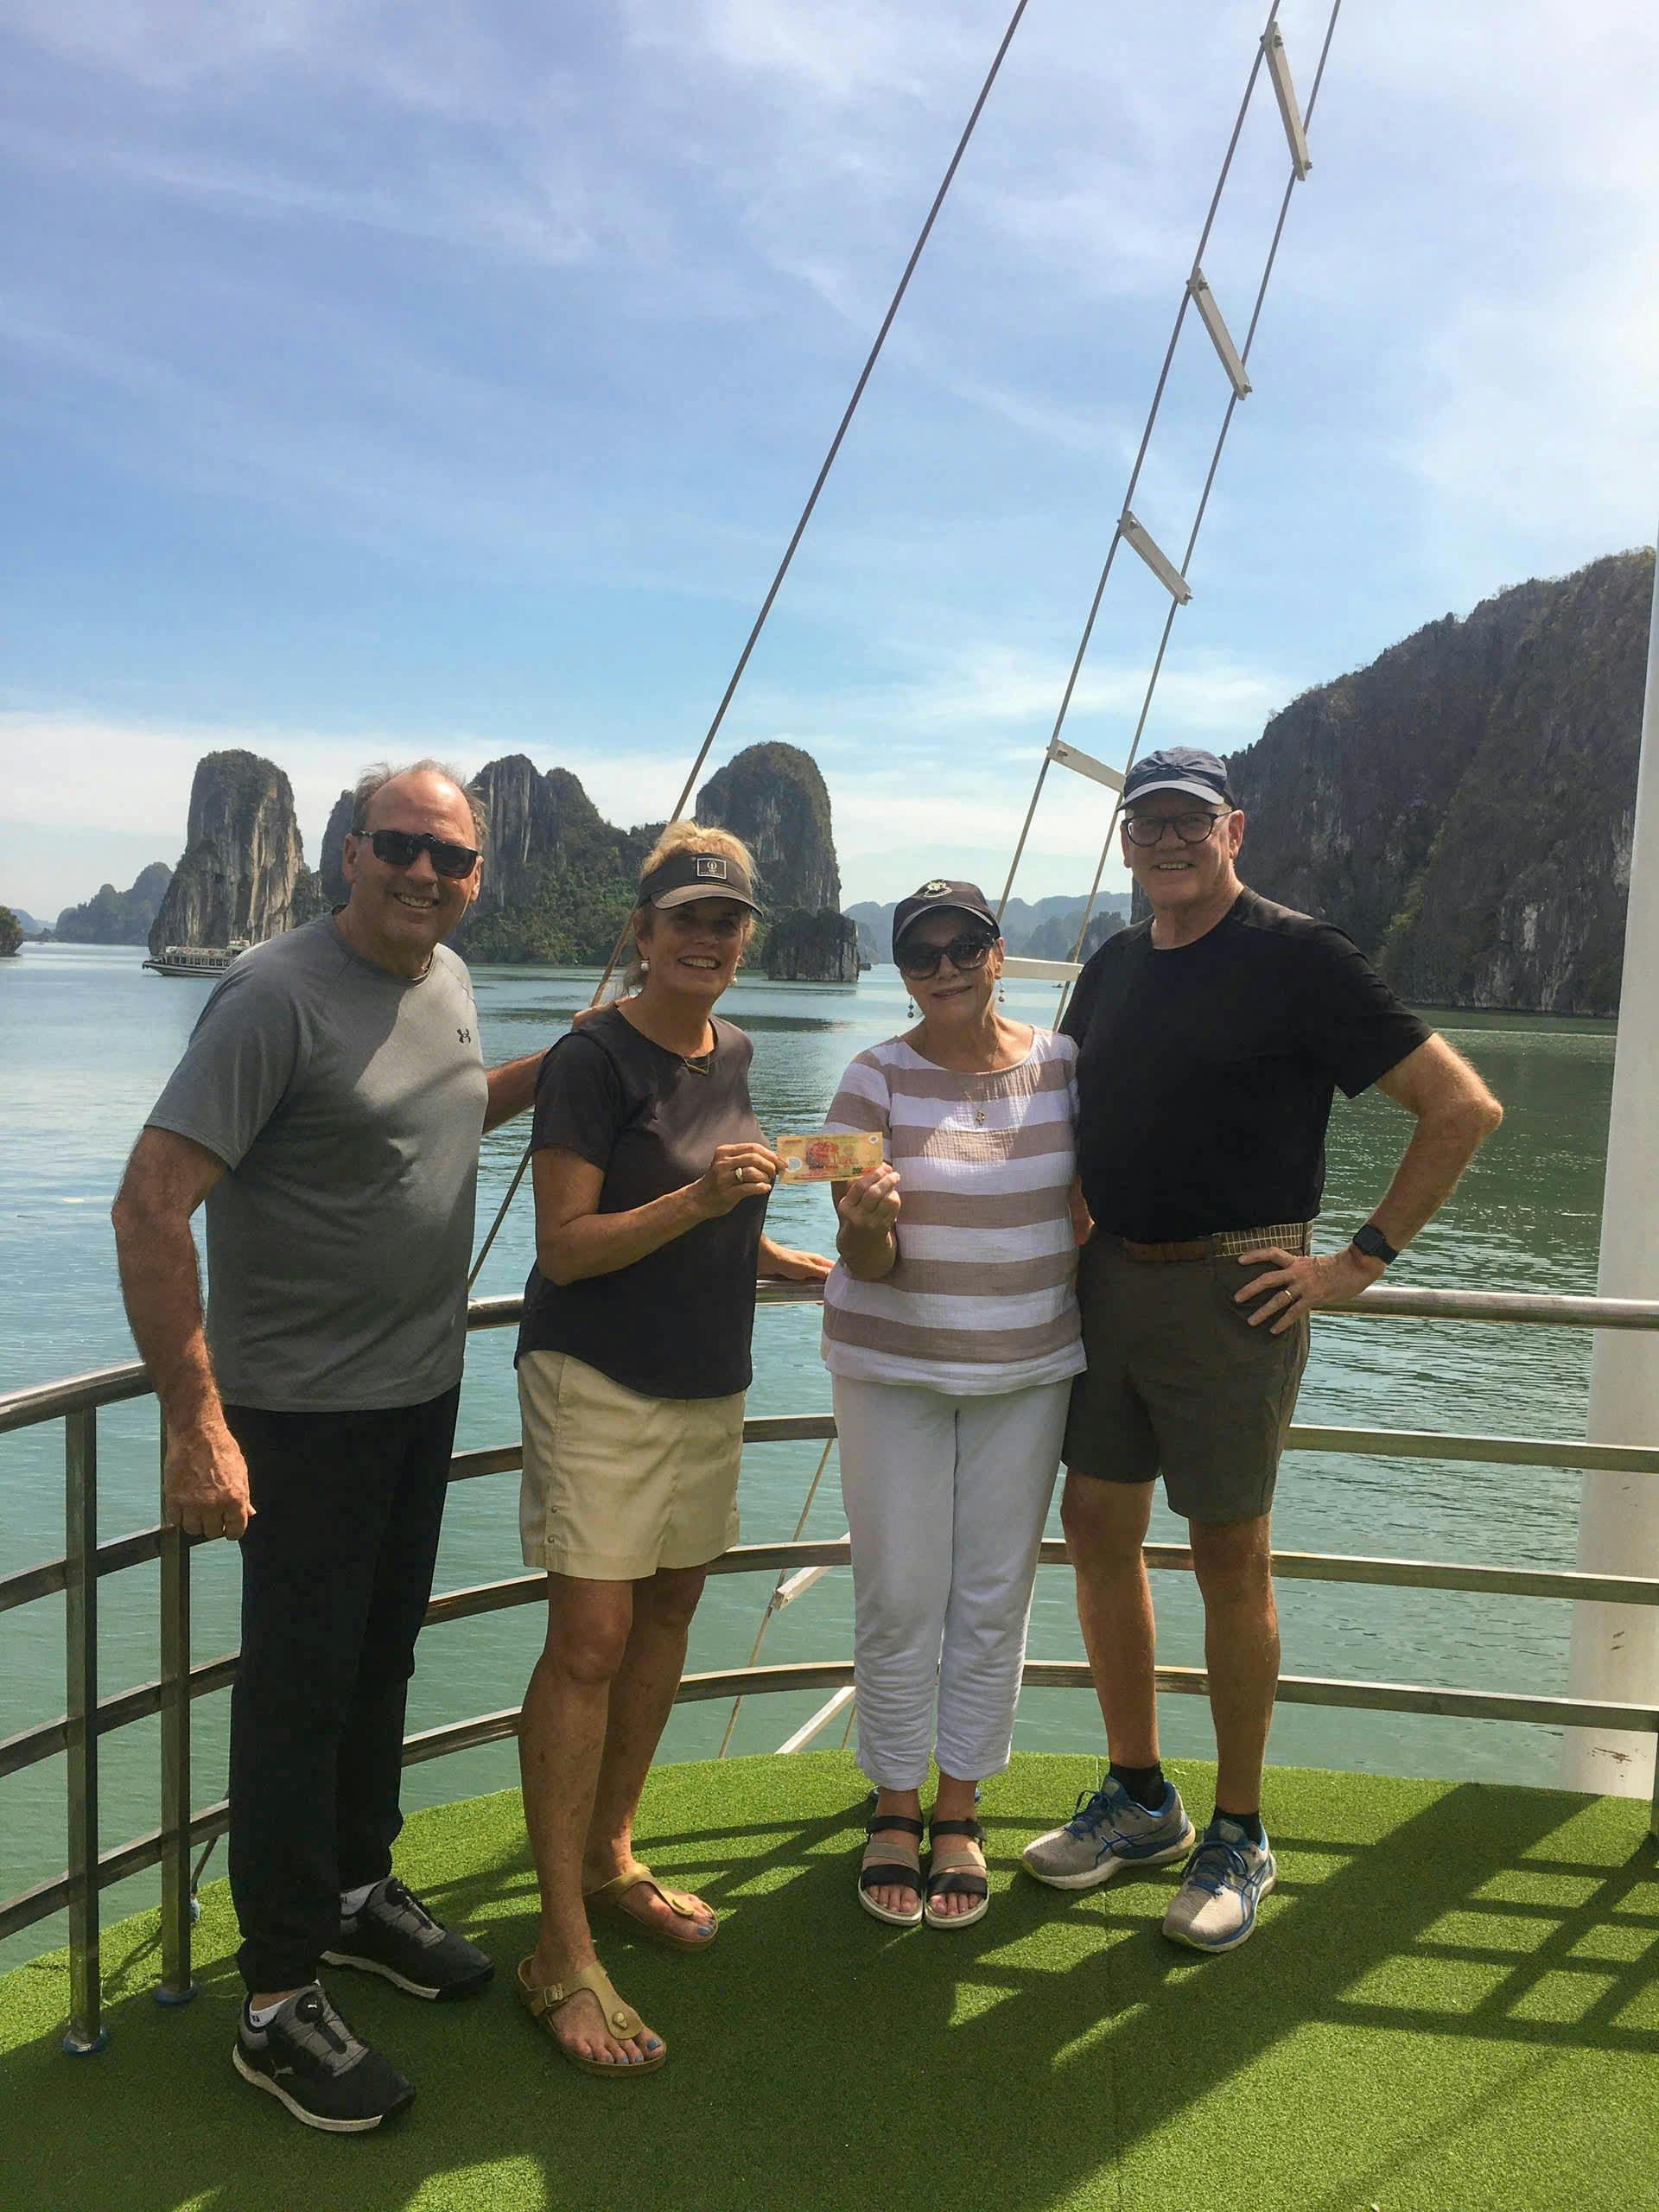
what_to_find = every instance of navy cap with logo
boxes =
[891,878,1001,960]
[639,849,761,913]
[1121,746,1236,809]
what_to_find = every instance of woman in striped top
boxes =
[821,880,1086,1929]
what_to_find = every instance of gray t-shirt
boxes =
[146,917,489,1412]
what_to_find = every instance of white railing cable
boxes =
[718,1433,838,1758]
[468,0,1036,1289]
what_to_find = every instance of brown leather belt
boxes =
[1116,1222,1313,1265]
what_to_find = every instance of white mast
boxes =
[1564,531,1659,1798]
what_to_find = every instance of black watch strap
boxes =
[1351,1222,1399,1267]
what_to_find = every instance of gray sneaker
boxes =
[1021,1775,1196,1891]
[1161,1816,1276,1952]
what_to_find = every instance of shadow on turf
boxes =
[3,1776,1654,2212]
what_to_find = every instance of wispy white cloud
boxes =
[2,0,1657,918]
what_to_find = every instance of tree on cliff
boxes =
[454,757,650,964]
[0,906,22,957]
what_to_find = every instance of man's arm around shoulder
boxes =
[111,1129,253,1541]
[484,1052,543,1132]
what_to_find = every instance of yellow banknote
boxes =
[777,1131,886,1183]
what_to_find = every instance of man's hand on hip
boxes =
[164,1416,256,1541]
[1234,1244,1384,1334]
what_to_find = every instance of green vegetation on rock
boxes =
[0,906,22,957]
[1229,547,1653,1014]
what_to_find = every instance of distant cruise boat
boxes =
[142,939,249,978]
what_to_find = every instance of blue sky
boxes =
[2,0,1656,919]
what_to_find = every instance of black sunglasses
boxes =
[356,828,480,878]
[1122,810,1227,848]
[897,931,997,980]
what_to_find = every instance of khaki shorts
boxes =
[518,1350,744,1580]
[1063,1231,1311,1523]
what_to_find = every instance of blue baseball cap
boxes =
[891,878,1000,959]
[1121,747,1236,808]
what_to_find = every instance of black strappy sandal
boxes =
[858,1809,925,1928]
[925,1817,989,1929]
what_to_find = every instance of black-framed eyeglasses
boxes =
[896,931,997,980]
[356,828,480,878]
[1122,810,1227,848]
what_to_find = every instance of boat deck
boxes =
[3,1750,1656,2210]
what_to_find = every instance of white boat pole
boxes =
[1564,531,1659,1801]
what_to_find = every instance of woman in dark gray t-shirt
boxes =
[512,828,829,2082]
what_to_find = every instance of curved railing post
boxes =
[62,1407,106,2056]
[156,1415,195,2006]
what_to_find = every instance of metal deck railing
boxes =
[3,1281,1658,2055]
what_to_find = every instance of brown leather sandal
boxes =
[516,1957,667,2076]
[583,1859,717,1953]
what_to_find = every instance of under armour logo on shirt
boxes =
[458,1027,473,1045]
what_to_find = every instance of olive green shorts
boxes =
[1062,1232,1311,1524]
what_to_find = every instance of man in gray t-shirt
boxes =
[112,761,543,2134]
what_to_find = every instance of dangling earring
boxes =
[997,979,1007,1005]
[906,997,916,1019]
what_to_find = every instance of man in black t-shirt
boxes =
[1021,746,1503,1953]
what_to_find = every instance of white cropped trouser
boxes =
[832,1374,1072,1791]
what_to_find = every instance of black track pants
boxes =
[225,1385,460,1993]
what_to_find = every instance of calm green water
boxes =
[0,943,1618,1967]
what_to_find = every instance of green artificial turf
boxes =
[1,1752,1656,2212]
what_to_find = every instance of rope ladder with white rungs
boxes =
[995,0,1344,1020]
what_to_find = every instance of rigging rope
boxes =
[469,0,1033,1290]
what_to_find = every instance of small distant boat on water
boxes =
[143,939,249,978]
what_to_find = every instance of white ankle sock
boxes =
[246,1986,309,2030]
[340,1882,375,1917]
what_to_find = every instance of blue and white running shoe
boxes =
[1021,1776,1195,1891]
[1161,1816,1276,1951]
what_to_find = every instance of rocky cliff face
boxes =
[316,789,355,907]
[1227,550,1654,1014]
[149,752,310,954]
[55,861,173,944]
[452,757,650,963]
[697,743,841,912]
[764,909,861,983]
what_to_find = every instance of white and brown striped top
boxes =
[819,1028,1086,1395]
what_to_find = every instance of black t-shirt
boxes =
[1060,887,1431,1242]
[516,1007,768,1399]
